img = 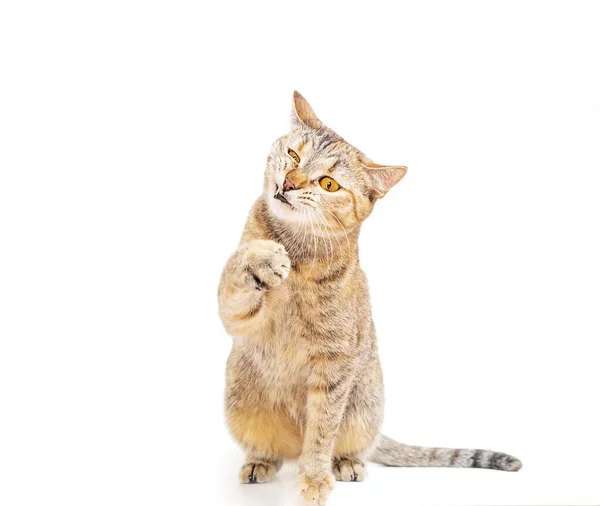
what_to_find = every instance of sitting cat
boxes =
[218,91,521,505]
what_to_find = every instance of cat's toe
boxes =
[332,457,365,482]
[239,462,278,484]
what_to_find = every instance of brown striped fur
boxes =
[218,92,521,505]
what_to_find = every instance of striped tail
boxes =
[370,434,522,471]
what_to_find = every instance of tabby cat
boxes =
[218,91,521,505]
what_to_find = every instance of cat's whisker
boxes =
[299,206,308,253]
[306,208,318,278]
[315,206,342,264]
[286,206,309,299]
[311,208,332,271]
[312,206,335,272]
[324,208,351,258]
[307,206,325,246]
[300,206,310,262]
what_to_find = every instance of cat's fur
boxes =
[218,92,521,505]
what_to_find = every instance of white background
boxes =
[1,1,599,505]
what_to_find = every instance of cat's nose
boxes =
[283,177,297,192]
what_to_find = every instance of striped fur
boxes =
[371,435,522,471]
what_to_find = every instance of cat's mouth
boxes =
[273,184,292,207]
[274,193,291,207]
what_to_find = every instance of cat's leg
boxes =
[331,357,384,482]
[296,354,357,505]
[226,358,303,484]
[330,417,376,483]
[228,407,302,484]
[227,406,303,462]
[218,240,290,339]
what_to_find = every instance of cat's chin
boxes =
[267,195,306,226]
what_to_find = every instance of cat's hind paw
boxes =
[239,461,280,484]
[332,457,365,482]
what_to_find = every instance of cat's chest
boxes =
[268,272,359,348]
[273,268,351,319]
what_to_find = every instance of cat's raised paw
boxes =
[240,240,291,290]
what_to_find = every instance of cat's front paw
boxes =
[298,471,334,505]
[240,240,291,290]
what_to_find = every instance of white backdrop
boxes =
[1,1,599,505]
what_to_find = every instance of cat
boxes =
[218,91,521,505]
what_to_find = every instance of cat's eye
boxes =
[319,176,340,192]
[287,148,300,164]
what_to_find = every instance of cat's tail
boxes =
[369,434,522,472]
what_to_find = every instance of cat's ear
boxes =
[364,162,407,200]
[291,91,323,129]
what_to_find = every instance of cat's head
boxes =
[264,91,407,232]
